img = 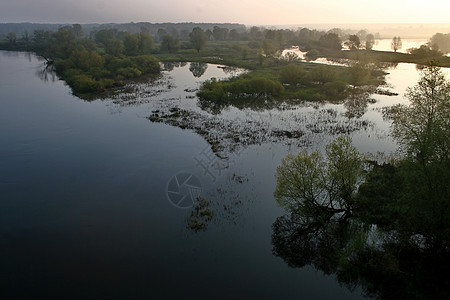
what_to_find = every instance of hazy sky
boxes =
[1,0,450,25]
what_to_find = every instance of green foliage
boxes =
[345,35,361,50]
[365,34,375,50]
[104,38,124,56]
[305,49,320,61]
[160,35,180,53]
[274,136,363,221]
[360,66,450,250]
[106,55,160,75]
[198,77,284,101]
[94,29,118,45]
[212,26,229,41]
[272,69,450,299]
[189,27,207,53]
[391,66,450,163]
[67,74,98,93]
[261,39,276,56]
[123,32,139,56]
[6,32,16,44]
[323,80,347,97]
[51,27,76,59]
[131,55,160,74]
[137,32,154,54]
[24,27,161,97]
[68,49,105,72]
[309,65,336,84]
[77,38,97,52]
[318,33,342,51]
[117,67,142,78]
[408,45,443,58]
[279,64,307,85]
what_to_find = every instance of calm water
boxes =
[0,51,443,299]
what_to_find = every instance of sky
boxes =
[1,0,450,25]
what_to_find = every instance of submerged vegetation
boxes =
[273,66,450,299]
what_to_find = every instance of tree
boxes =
[365,33,375,50]
[123,32,139,56]
[32,29,53,60]
[386,65,450,250]
[160,35,180,53]
[189,27,207,53]
[6,32,16,45]
[94,29,117,45]
[212,26,228,41]
[72,24,83,39]
[319,33,342,50]
[22,30,30,42]
[249,26,262,39]
[274,136,363,222]
[229,29,240,40]
[157,28,167,41]
[391,66,450,165]
[272,66,450,299]
[408,45,442,58]
[391,36,402,52]
[78,38,97,52]
[51,27,76,59]
[104,38,124,56]
[69,49,104,72]
[261,39,276,56]
[430,32,450,53]
[137,32,154,54]
[345,34,361,50]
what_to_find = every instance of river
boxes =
[0,50,446,299]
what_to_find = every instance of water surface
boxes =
[1,51,367,299]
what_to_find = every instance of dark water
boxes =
[0,51,372,299]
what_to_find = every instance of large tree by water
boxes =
[273,65,450,299]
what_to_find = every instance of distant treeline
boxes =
[0,22,246,40]
[0,22,384,45]
[1,21,448,98]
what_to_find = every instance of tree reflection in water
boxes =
[163,61,187,71]
[189,62,208,78]
[272,211,449,299]
[344,90,374,119]
[36,65,57,83]
[271,136,449,299]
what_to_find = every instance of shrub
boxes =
[323,80,347,97]
[70,74,99,93]
[279,64,307,85]
[117,67,142,78]
[310,65,336,84]
[131,55,160,74]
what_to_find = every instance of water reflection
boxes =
[272,210,449,299]
[189,62,208,77]
[198,94,282,115]
[344,90,374,119]
[163,61,187,71]
[36,65,57,83]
